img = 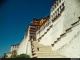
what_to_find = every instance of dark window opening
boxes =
[59,0,61,3]
[62,3,64,7]
[78,16,80,19]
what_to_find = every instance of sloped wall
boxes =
[17,38,28,55]
[63,0,80,31]
[17,29,30,55]
[51,0,80,58]
[56,22,80,58]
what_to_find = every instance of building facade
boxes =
[6,0,80,58]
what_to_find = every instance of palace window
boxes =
[62,3,64,9]
[53,13,55,18]
[59,8,61,14]
[60,6,61,10]
[78,16,80,19]
[55,11,57,17]
[57,8,59,15]
[56,10,58,16]
[62,3,64,6]
[59,0,61,3]
[57,2,59,6]
[55,4,56,8]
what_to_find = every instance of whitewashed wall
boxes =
[63,0,80,31]
[56,22,80,58]
[26,40,32,57]
[17,28,30,55]
[36,20,51,40]
[17,38,28,55]
[10,45,19,52]
[51,0,80,57]
[37,10,65,46]
[16,0,80,58]
[36,0,80,58]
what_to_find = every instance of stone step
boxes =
[32,55,65,58]
[33,47,52,52]
[38,44,51,47]
[37,55,66,58]
[35,52,58,55]
[35,52,56,53]
[35,52,66,58]
[32,42,52,52]
[36,53,57,56]
[32,51,66,58]
[32,41,52,48]
[32,41,38,44]
[32,41,66,58]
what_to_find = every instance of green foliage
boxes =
[11,53,17,58]
[12,54,31,58]
[2,53,8,58]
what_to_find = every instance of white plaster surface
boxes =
[15,0,80,58]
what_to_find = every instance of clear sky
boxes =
[0,0,54,56]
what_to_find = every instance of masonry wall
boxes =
[26,40,32,57]
[17,38,27,55]
[51,0,80,57]
[36,0,80,58]
[55,21,80,58]
[37,0,65,46]
[10,45,19,52]
[54,0,80,58]
[16,0,80,58]
[63,0,80,31]
[17,28,31,55]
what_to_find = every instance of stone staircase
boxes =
[32,41,66,58]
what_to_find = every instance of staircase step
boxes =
[37,55,66,58]
[32,41,66,58]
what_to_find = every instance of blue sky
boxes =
[0,0,54,56]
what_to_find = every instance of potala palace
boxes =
[6,0,80,58]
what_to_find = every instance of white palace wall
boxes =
[53,0,80,58]
[63,0,80,31]
[17,38,28,55]
[17,27,32,56]
[56,21,80,58]
[36,0,65,46]
[51,0,80,58]
[13,0,80,58]
[36,0,80,58]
